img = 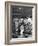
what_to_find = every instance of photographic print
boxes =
[5,2,37,44]
[11,6,32,38]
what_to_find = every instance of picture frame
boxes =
[5,1,37,45]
